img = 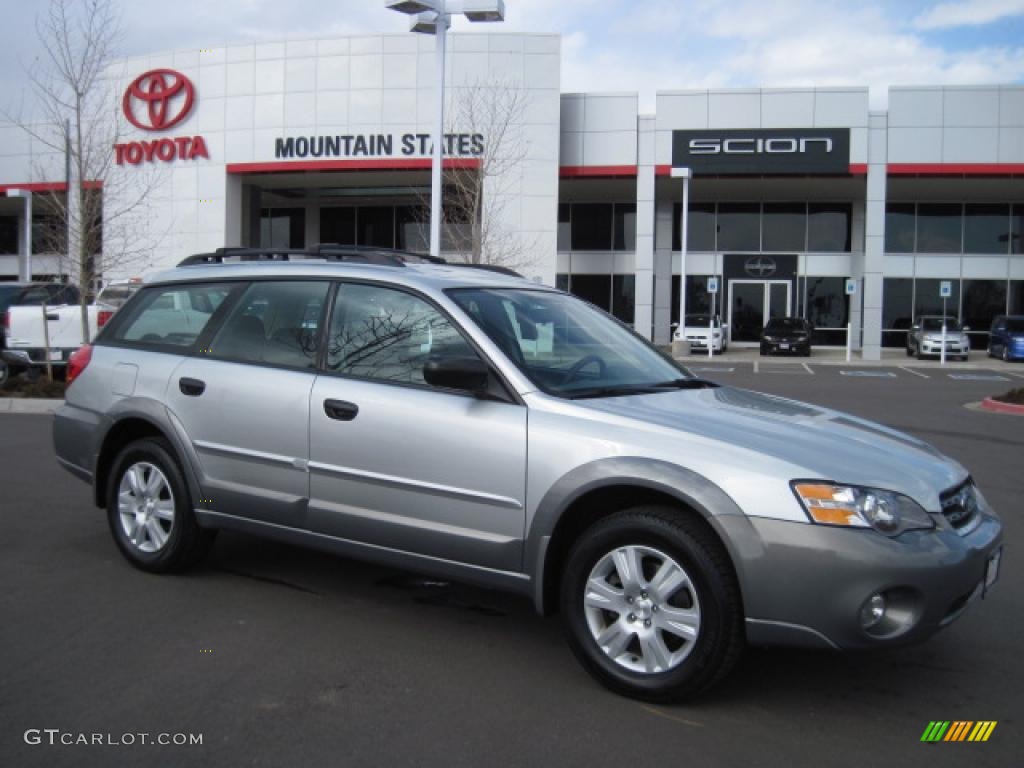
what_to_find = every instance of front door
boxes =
[728,280,791,343]
[307,282,527,572]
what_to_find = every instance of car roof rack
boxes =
[176,245,524,277]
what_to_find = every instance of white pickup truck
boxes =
[1,281,139,380]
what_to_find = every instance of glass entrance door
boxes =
[728,280,792,343]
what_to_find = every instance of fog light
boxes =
[860,593,886,629]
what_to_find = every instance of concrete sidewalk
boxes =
[0,398,63,414]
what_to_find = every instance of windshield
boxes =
[0,285,22,314]
[448,288,692,398]
[686,314,713,326]
[765,318,806,331]
[921,318,962,332]
[1005,319,1024,333]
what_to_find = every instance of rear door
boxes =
[164,279,330,527]
[307,281,527,571]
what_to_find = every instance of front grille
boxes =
[940,479,979,532]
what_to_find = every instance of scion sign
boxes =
[672,129,850,175]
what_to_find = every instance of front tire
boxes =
[560,507,744,702]
[106,437,214,573]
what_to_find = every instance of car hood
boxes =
[574,386,965,507]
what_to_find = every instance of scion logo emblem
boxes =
[744,256,777,278]
[122,69,195,132]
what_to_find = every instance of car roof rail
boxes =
[445,263,524,278]
[177,245,443,268]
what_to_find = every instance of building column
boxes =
[224,174,243,248]
[861,111,888,360]
[849,200,866,350]
[653,200,673,344]
[634,116,656,340]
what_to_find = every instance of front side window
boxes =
[326,283,476,385]
[449,288,688,398]
[112,283,233,348]
[209,281,329,368]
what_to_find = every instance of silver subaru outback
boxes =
[53,247,1003,701]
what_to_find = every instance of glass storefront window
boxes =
[802,277,849,328]
[396,206,428,252]
[357,206,395,248]
[567,274,612,312]
[964,204,1010,254]
[613,204,637,251]
[260,207,305,248]
[555,273,569,291]
[762,203,806,251]
[672,203,716,251]
[570,203,614,251]
[612,275,635,323]
[914,278,960,319]
[1012,204,1024,254]
[717,203,760,251]
[0,216,18,254]
[916,203,962,253]
[807,203,851,252]
[882,277,913,347]
[557,204,571,251]
[885,203,915,253]
[320,207,356,245]
[962,279,1007,339]
[1010,280,1024,314]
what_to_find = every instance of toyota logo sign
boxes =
[744,256,777,278]
[122,69,195,132]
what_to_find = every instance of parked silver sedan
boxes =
[907,316,971,360]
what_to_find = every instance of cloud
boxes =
[913,0,1024,30]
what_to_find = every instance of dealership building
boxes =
[1,32,1023,358]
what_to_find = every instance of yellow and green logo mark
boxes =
[921,721,997,742]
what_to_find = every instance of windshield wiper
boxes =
[649,378,719,390]
[566,379,718,399]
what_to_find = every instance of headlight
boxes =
[763,335,775,342]
[792,482,934,536]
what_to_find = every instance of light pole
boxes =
[670,167,691,344]
[385,0,506,259]
[6,188,33,281]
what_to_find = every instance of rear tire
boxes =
[106,437,215,573]
[560,507,744,702]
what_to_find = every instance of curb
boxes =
[980,397,1024,415]
[0,398,64,414]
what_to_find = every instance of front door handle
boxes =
[179,377,206,396]
[324,399,358,421]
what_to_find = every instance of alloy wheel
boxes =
[117,462,175,553]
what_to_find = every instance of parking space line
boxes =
[691,367,736,373]
[840,370,897,378]
[1004,370,1024,379]
[899,367,929,379]
[948,373,1010,382]
[802,363,814,375]
[753,360,759,374]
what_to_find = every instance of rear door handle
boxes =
[324,399,358,421]
[179,377,206,397]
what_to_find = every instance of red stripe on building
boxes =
[225,158,481,174]
[887,163,1024,176]
[559,165,638,178]
[0,181,103,193]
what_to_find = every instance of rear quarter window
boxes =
[108,283,235,349]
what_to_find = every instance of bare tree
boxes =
[427,79,537,272]
[7,0,167,340]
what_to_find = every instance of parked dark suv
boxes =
[759,317,812,356]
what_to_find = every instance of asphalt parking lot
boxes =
[1,370,1020,767]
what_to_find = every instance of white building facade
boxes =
[1,32,1023,358]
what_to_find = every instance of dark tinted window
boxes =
[326,283,475,385]
[113,283,233,348]
[567,274,611,312]
[808,203,851,251]
[557,204,571,251]
[803,277,849,328]
[762,203,806,251]
[260,208,305,248]
[1013,281,1024,313]
[210,281,328,368]
[571,203,613,250]
[885,203,915,253]
[395,206,427,252]
[611,275,635,323]
[1005,317,1024,332]
[320,207,356,245]
[717,203,760,251]
[0,216,18,254]
[882,277,913,346]
[915,279,960,319]
[672,203,716,251]
[613,204,636,251]
[916,203,962,253]
[357,206,395,248]
[962,279,1006,334]
[964,204,1010,254]
[921,317,962,332]
[765,318,807,331]
[1011,204,1024,254]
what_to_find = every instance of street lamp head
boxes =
[462,0,505,21]
[670,167,692,179]
[386,0,439,14]
[409,11,442,33]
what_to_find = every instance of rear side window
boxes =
[208,281,329,369]
[326,282,476,386]
[111,283,233,348]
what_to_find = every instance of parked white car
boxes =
[680,314,728,353]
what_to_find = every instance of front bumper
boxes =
[761,339,810,355]
[686,336,723,352]
[717,510,1002,650]
[920,340,969,355]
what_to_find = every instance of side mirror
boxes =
[423,356,490,393]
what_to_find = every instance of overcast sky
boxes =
[1,0,1022,113]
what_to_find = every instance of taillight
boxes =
[66,344,93,387]
[97,309,114,327]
